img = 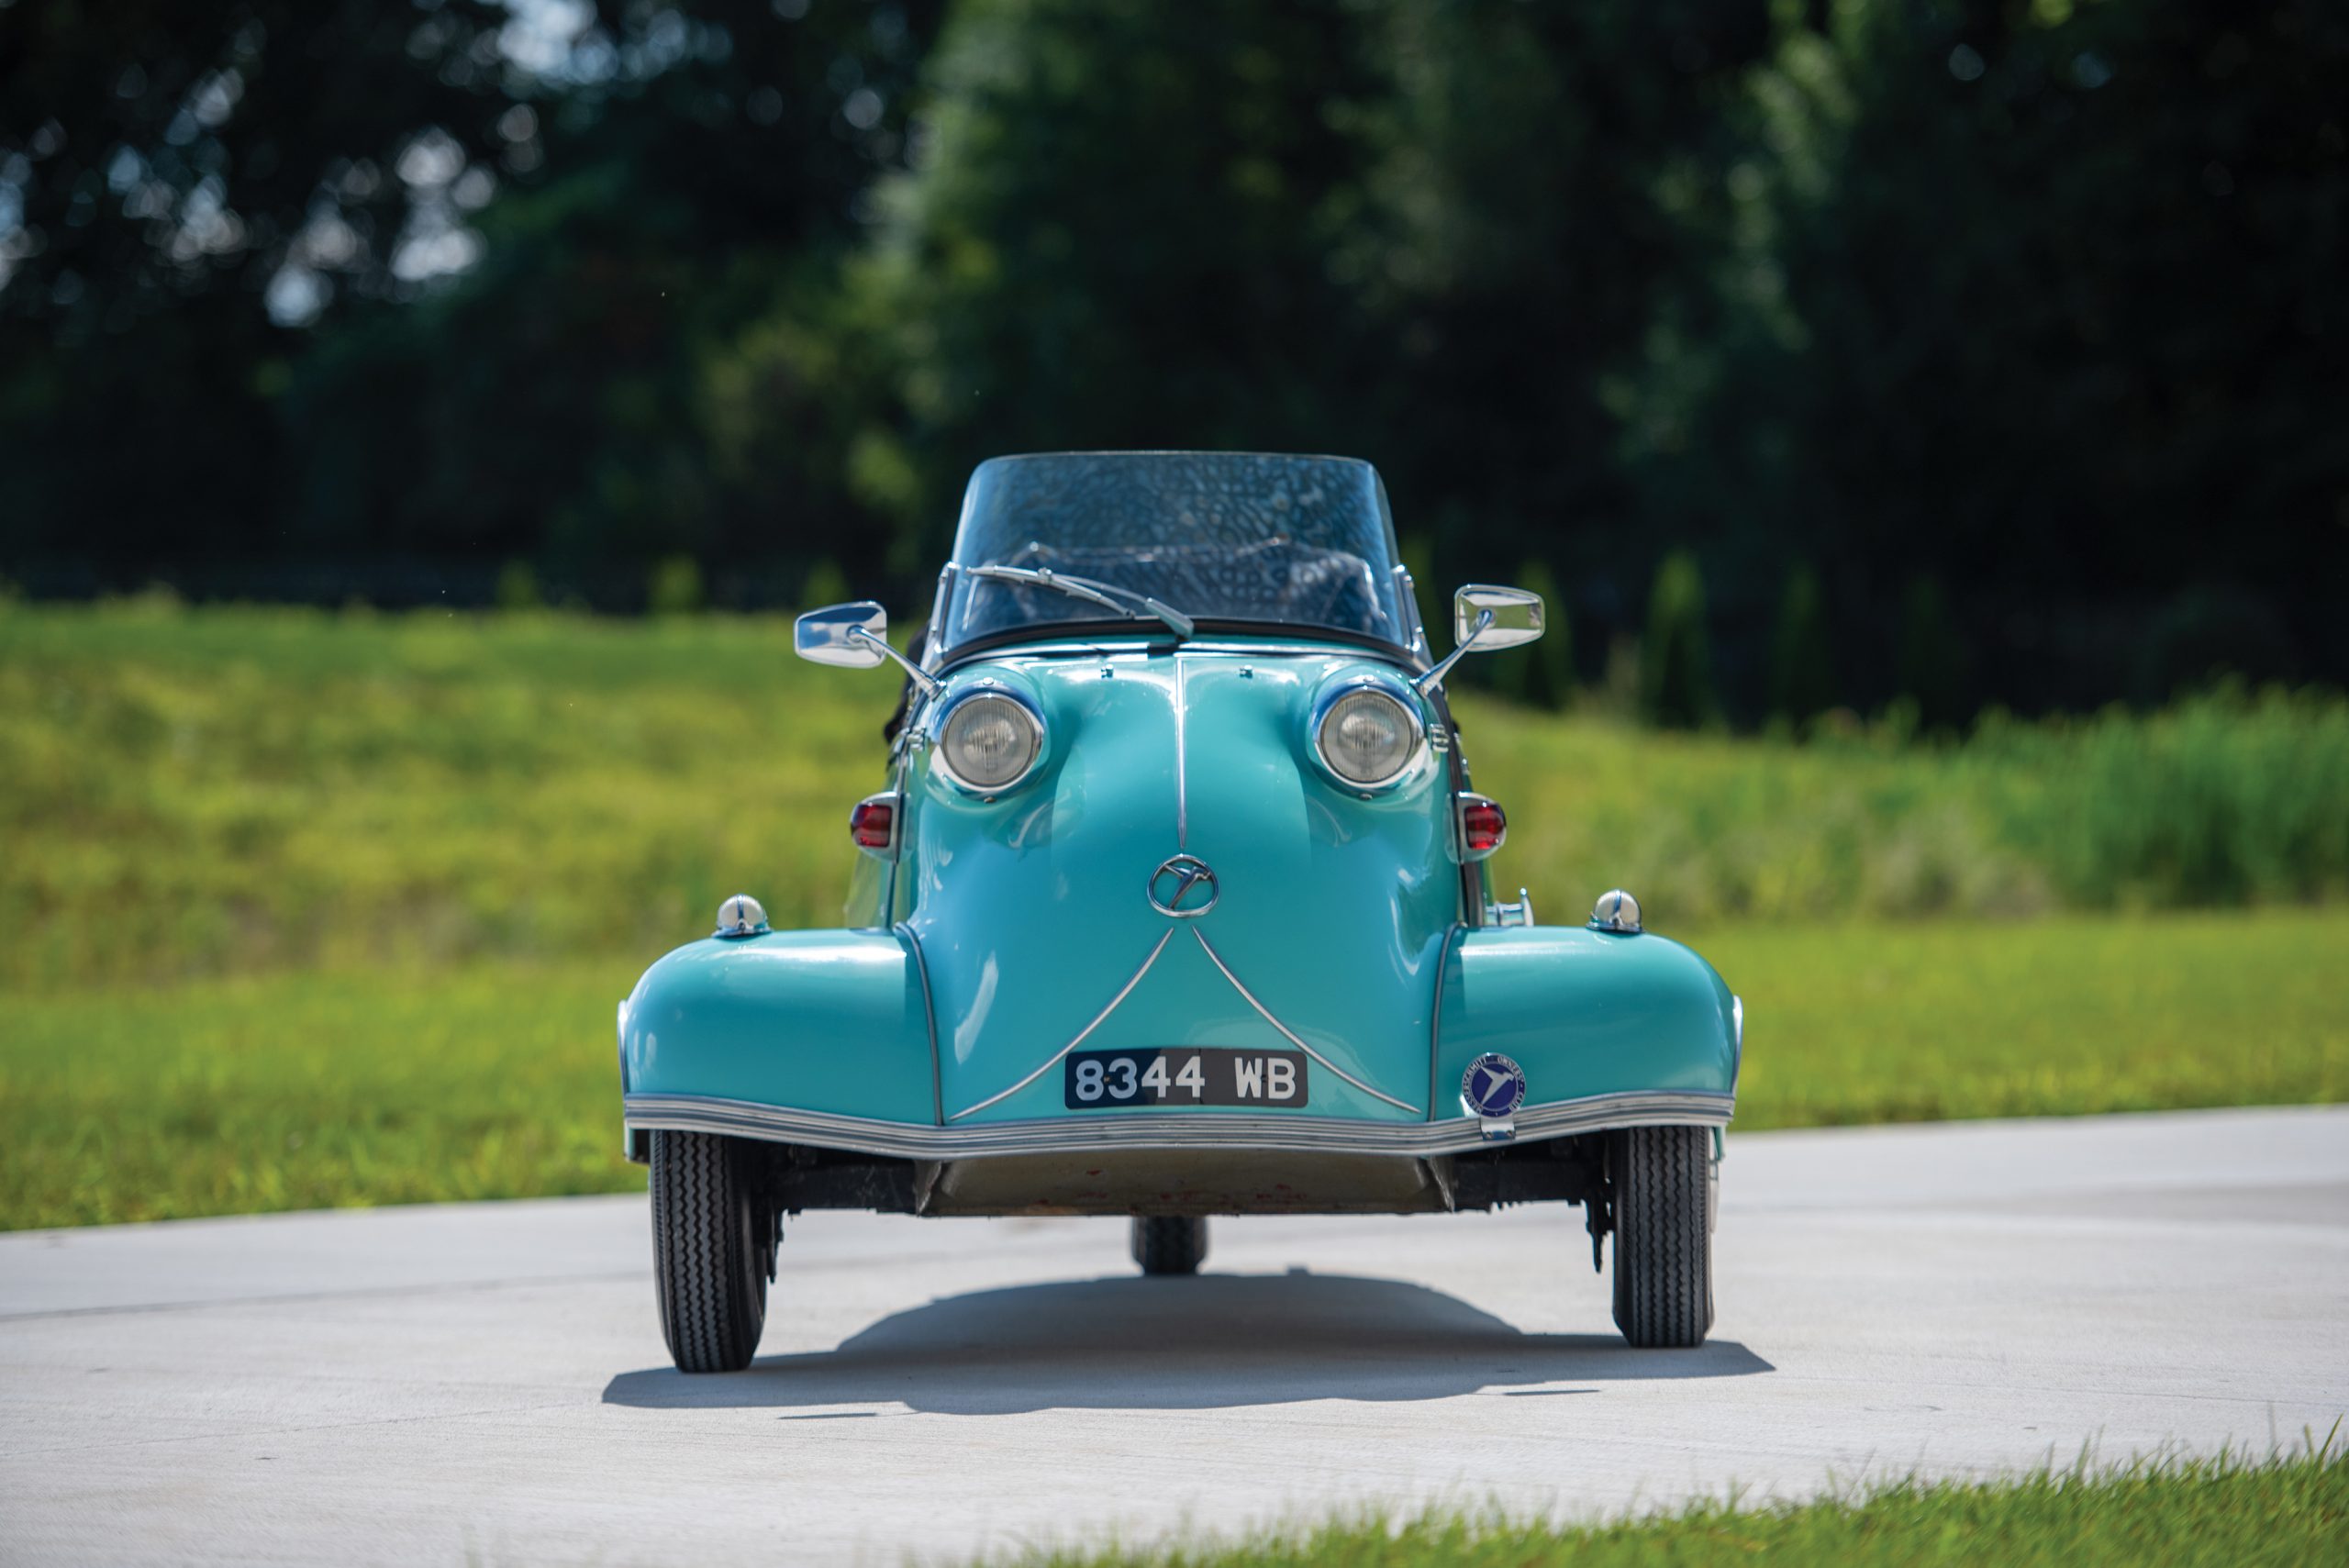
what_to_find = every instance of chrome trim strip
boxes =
[1173,653,1189,850]
[1192,928,1422,1114]
[944,929,1175,1121]
[625,1088,1736,1161]
[1428,924,1460,1117]
[896,922,943,1126]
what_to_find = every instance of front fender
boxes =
[619,931,937,1125]
[1434,926,1739,1116]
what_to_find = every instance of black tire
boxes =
[650,1130,770,1373]
[1609,1125,1715,1348]
[1130,1216,1208,1275]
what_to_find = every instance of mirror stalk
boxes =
[851,626,943,699]
[1414,608,1495,695]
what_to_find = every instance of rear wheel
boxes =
[651,1130,771,1373]
[1130,1216,1208,1275]
[1609,1125,1715,1348]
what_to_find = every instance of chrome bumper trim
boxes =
[623,1088,1734,1161]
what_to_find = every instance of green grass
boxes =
[5,603,2345,991]
[1007,1443,2347,1568]
[4,912,2339,1231]
[2,604,2343,1230]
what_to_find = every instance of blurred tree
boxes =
[1349,0,1771,618]
[1898,576,1971,735]
[494,560,540,612]
[1641,549,1717,728]
[1624,0,2349,714]
[1,0,943,599]
[646,553,702,616]
[1767,563,1834,728]
[1485,560,1575,709]
[838,0,1390,560]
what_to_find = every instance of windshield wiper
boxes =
[964,565,1195,639]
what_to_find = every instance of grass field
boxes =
[5,912,2339,1230]
[2,603,2344,1230]
[1008,1444,2347,1568]
[6,603,2344,990]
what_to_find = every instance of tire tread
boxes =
[651,1130,767,1373]
[1130,1216,1208,1275]
[1609,1125,1714,1348]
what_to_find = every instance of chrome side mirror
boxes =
[795,600,941,697]
[1416,584,1546,692]
[795,601,890,668]
[1452,584,1544,651]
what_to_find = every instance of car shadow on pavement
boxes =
[602,1271,1772,1414]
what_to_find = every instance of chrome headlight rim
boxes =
[929,680,1048,795]
[1308,673,1426,793]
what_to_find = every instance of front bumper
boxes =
[622,1086,1733,1162]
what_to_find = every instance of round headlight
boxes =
[938,692,1042,791]
[1317,686,1420,786]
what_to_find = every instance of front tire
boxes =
[1609,1125,1715,1348]
[1130,1216,1208,1275]
[651,1130,770,1373]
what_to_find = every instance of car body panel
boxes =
[620,930,937,1126]
[895,646,1452,1126]
[1435,927,1739,1111]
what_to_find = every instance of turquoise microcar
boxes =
[618,451,1742,1372]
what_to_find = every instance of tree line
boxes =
[3,0,2341,725]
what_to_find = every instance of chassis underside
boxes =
[736,1134,1608,1218]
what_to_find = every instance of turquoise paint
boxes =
[621,930,936,1123]
[1435,927,1739,1114]
[618,636,1740,1140]
[899,648,1452,1123]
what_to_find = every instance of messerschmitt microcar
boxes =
[618,451,1742,1371]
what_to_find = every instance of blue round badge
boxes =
[1461,1052,1528,1118]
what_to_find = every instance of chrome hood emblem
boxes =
[1146,854,1219,918]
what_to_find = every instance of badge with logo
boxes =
[1146,854,1219,918]
[1461,1051,1527,1139]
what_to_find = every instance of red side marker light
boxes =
[851,796,896,851]
[1461,796,1508,854]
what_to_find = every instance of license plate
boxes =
[1063,1048,1308,1109]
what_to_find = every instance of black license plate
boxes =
[1063,1048,1308,1109]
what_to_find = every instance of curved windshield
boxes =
[935,452,1413,656]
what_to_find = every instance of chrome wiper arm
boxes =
[964,565,1194,639]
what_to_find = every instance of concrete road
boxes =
[3,1107,2344,1566]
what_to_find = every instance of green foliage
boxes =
[1483,562,1573,710]
[494,561,542,612]
[852,0,1386,556]
[1008,1445,2348,1568]
[798,559,851,613]
[1975,684,2349,909]
[1639,550,1717,729]
[1898,577,1972,732]
[6,1,2340,719]
[2,606,2344,1229]
[1767,563,1834,727]
[5,607,2347,995]
[645,554,704,616]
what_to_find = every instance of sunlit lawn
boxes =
[1008,1445,2346,1568]
[4,910,2339,1231]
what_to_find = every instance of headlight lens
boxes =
[939,692,1042,790]
[1317,686,1419,786]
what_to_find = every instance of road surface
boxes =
[3,1106,2344,1565]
